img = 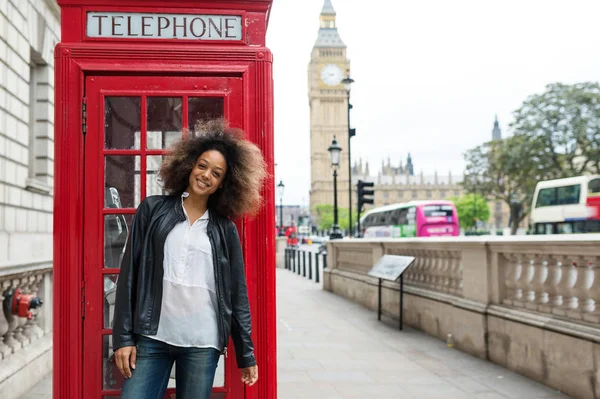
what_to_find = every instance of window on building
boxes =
[426,191,432,199]
[412,190,418,199]
[27,50,53,194]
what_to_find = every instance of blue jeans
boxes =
[120,335,220,399]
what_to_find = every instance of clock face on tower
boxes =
[320,64,343,86]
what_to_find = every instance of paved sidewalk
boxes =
[21,269,571,399]
[275,269,570,399]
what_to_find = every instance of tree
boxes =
[462,135,542,235]
[463,82,600,235]
[449,194,490,231]
[314,204,334,230]
[313,204,357,231]
[510,82,600,176]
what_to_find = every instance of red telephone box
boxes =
[53,1,276,398]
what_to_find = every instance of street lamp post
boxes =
[472,173,478,233]
[328,137,343,240]
[277,180,285,236]
[341,72,355,236]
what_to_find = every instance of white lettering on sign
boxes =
[86,12,242,41]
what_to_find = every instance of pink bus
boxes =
[360,200,460,238]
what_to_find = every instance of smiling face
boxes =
[186,150,227,199]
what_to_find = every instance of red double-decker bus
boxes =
[531,175,600,234]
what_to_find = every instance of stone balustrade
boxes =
[324,235,600,399]
[386,244,463,297]
[0,260,53,399]
[493,242,600,324]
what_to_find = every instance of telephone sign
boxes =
[86,12,243,40]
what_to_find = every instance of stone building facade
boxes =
[0,0,60,397]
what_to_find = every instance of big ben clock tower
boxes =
[308,0,351,214]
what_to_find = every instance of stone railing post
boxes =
[371,242,384,267]
[583,256,600,323]
[449,250,463,296]
[40,271,53,334]
[568,256,595,320]
[0,283,12,359]
[521,255,537,306]
[22,275,36,342]
[13,277,30,348]
[534,258,550,306]
[555,258,579,316]
[500,253,523,306]
[24,274,44,341]
[539,256,563,314]
[322,241,338,291]
[2,281,21,354]
[460,242,489,304]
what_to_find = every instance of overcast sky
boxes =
[266,0,600,206]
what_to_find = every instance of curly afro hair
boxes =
[158,119,268,219]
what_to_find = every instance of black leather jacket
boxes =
[112,195,256,369]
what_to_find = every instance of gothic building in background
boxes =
[352,154,463,208]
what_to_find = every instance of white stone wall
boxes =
[0,0,59,266]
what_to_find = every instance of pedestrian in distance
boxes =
[112,119,266,399]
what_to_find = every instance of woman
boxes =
[112,119,266,399]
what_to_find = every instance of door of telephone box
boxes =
[82,75,245,399]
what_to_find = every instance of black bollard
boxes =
[292,249,296,273]
[302,251,306,277]
[308,252,313,280]
[297,250,301,275]
[315,255,320,283]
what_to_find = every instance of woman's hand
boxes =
[240,365,258,386]
[115,346,137,378]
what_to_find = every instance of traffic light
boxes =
[357,180,375,212]
[356,180,374,237]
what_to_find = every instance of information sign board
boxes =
[367,255,415,281]
[368,254,416,331]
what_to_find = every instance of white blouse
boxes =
[144,193,220,349]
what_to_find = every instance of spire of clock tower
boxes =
[315,0,345,48]
[321,0,336,16]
